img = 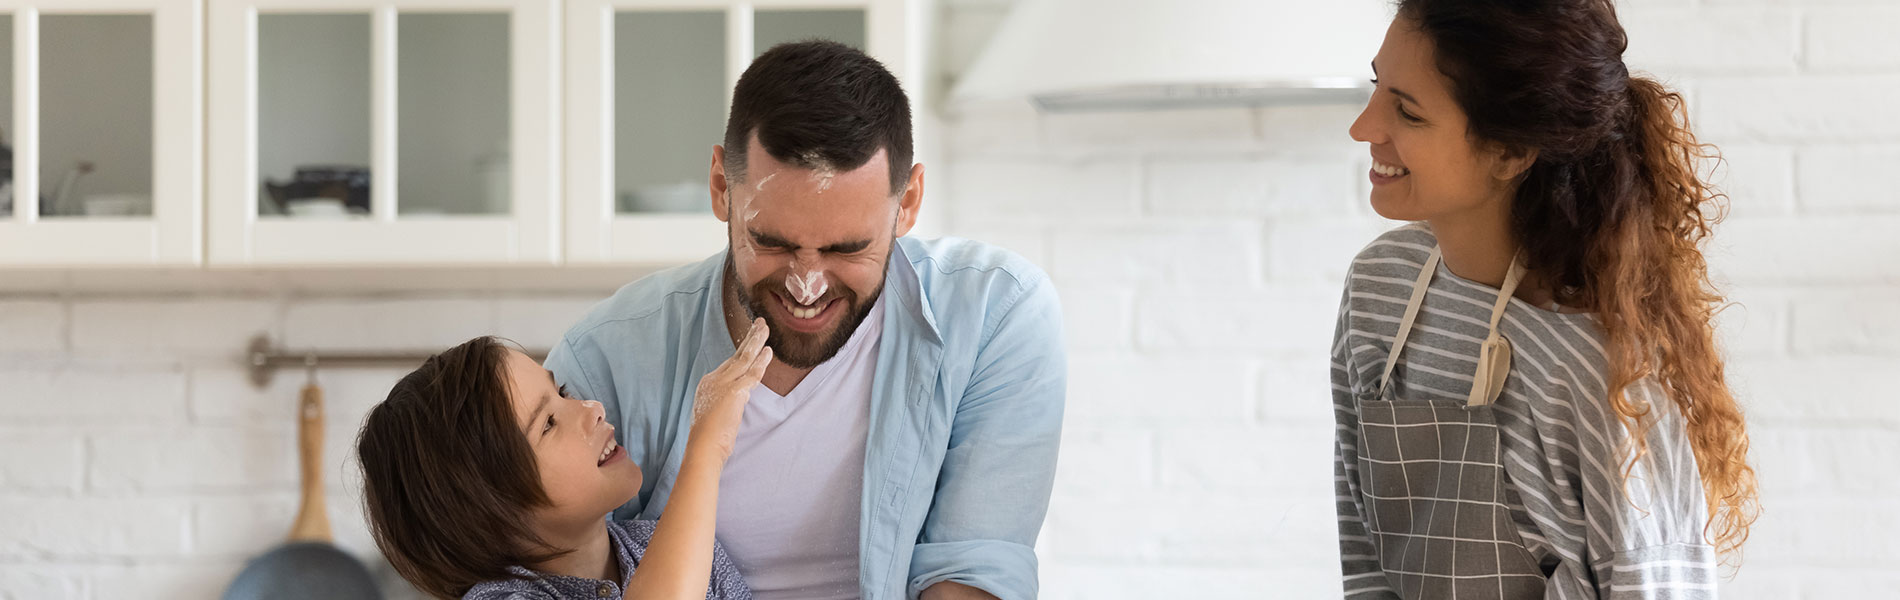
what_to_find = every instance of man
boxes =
[545,41,1065,600]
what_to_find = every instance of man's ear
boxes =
[893,163,924,238]
[710,145,731,222]
[1490,143,1540,182]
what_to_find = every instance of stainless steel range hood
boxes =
[949,0,1393,112]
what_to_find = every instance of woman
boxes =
[1329,0,1759,597]
[356,320,773,599]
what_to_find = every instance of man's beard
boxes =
[724,252,885,369]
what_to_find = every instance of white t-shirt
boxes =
[715,296,882,600]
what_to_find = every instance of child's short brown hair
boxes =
[356,336,568,598]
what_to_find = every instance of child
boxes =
[357,319,774,599]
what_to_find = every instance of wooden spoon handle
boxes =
[287,383,332,542]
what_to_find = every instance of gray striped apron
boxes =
[1353,245,1547,599]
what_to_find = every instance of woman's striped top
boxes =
[1331,223,1718,599]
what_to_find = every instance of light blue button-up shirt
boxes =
[545,236,1066,600]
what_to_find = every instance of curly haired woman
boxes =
[1329,1,1760,597]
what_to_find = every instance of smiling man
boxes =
[544,41,1066,600]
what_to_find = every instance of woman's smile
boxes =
[1370,158,1411,185]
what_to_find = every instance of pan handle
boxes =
[287,382,333,542]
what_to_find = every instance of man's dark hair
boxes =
[357,336,566,599]
[722,40,913,196]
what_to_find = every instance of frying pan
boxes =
[222,377,384,600]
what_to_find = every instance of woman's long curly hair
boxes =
[1397,0,1759,559]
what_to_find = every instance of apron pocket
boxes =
[1355,397,1501,538]
[1353,395,1544,598]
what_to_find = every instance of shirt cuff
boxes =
[907,539,1040,600]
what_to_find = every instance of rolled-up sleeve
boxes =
[906,278,1066,600]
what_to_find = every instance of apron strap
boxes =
[1489,257,1527,331]
[1377,246,1442,396]
[1378,245,1529,407]
[1466,256,1527,407]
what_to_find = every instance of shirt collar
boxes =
[884,237,942,346]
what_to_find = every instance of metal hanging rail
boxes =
[245,333,549,389]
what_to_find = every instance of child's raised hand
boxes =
[689,318,772,462]
[628,319,768,599]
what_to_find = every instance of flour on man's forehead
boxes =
[799,150,839,193]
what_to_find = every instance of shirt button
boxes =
[596,583,614,598]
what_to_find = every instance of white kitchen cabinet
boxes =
[562,0,934,264]
[206,0,561,266]
[0,0,933,272]
[0,0,203,266]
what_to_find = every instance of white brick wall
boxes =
[0,293,606,599]
[2,1,1897,598]
[934,0,1899,597]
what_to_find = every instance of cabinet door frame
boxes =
[206,0,560,266]
[562,0,921,265]
[0,0,203,266]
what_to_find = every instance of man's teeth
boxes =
[782,297,824,319]
[599,439,616,464]
[1373,161,1410,177]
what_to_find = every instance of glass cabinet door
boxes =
[397,12,511,217]
[565,0,896,265]
[613,10,723,217]
[0,0,202,266]
[604,7,865,218]
[208,0,558,266]
[39,14,154,220]
[255,13,372,220]
[249,11,512,220]
[754,8,864,55]
[0,13,14,219]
